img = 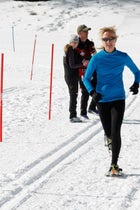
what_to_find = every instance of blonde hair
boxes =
[99,26,117,39]
[64,44,71,54]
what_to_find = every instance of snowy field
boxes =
[0,0,140,209]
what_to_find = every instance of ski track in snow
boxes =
[0,90,139,210]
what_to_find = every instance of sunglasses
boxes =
[102,37,116,42]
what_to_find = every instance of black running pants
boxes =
[97,100,125,165]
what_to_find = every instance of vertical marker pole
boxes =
[0,53,4,142]
[12,26,15,52]
[30,34,37,80]
[48,44,54,120]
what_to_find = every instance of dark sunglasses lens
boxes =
[102,37,116,42]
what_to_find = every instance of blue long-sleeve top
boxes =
[83,49,140,102]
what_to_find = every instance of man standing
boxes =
[76,24,98,120]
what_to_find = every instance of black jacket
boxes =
[76,38,96,61]
[63,46,83,81]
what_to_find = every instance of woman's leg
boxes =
[97,102,112,138]
[68,79,79,119]
[111,100,125,165]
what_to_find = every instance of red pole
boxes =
[30,34,37,80]
[48,44,54,120]
[0,53,4,142]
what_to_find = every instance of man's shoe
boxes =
[88,108,99,114]
[80,115,90,121]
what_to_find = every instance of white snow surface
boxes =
[0,0,140,209]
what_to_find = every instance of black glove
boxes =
[90,90,102,103]
[129,82,139,95]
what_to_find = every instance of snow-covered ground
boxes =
[0,0,140,209]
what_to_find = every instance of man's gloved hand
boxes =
[129,82,139,95]
[90,90,102,103]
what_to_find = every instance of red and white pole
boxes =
[48,44,54,120]
[0,53,4,142]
